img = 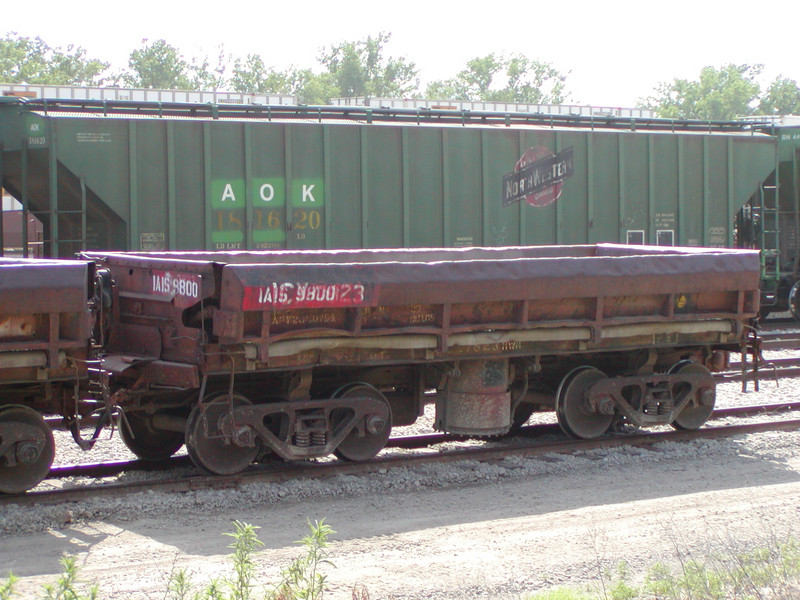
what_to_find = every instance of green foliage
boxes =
[41,555,98,600]
[160,519,335,600]
[0,573,18,600]
[641,64,762,120]
[228,32,418,104]
[122,39,193,90]
[525,588,592,600]
[318,32,418,100]
[290,70,338,106]
[0,520,336,600]
[426,53,567,104]
[643,536,800,600]
[230,54,293,95]
[604,561,638,600]
[0,32,109,85]
[271,518,336,600]
[3,523,800,600]
[165,567,191,600]
[645,559,727,599]
[759,76,800,115]
[189,46,231,93]
[223,521,264,600]
[3,30,575,107]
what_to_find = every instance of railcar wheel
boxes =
[0,405,55,494]
[669,361,715,430]
[332,385,392,462]
[185,392,260,475]
[120,411,185,461]
[789,281,800,323]
[555,367,613,440]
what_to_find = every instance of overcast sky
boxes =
[5,0,800,108]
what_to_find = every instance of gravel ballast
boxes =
[1,355,799,599]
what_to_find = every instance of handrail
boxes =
[11,97,774,134]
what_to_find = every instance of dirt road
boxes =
[2,425,799,599]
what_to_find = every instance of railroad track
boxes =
[757,319,800,350]
[724,356,800,381]
[6,402,799,507]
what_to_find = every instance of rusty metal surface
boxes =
[0,258,93,388]
[87,244,760,309]
[219,251,759,310]
[439,359,511,435]
[85,244,761,376]
[0,259,91,315]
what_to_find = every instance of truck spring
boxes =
[658,399,674,415]
[294,432,311,447]
[311,431,327,446]
[644,399,660,415]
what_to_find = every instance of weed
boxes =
[161,518,335,600]
[0,574,18,600]
[41,555,98,600]
[642,535,800,600]
[605,561,638,600]
[223,521,265,600]
[271,518,336,600]
[165,568,196,600]
[525,588,592,600]
[0,520,335,600]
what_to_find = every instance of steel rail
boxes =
[5,416,799,508]
[40,402,800,481]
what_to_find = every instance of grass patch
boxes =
[3,522,799,600]
[2,519,336,600]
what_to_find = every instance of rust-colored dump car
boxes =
[82,244,760,476]
[0,257,96,493]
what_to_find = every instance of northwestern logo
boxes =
[503,146,574,207]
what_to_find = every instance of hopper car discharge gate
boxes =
[0,243,760,491]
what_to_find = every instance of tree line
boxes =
[1,32,799,119]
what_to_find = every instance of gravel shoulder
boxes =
[1,368,800,599]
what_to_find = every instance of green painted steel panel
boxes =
[445,129,483,247]
[681,137,704,246]
[482,129,520,246]
[406,128,444,247]
[250,123,286,248]
[173,123,204,250]
[651,135,679,246]
[209,123,246,250]
[364,127,403,248]
[521,129,558,245]
[621,134,649,243]
[589,133,620,243]
[706,137,730,247]
[557,131,588,245]
[0,101,780,260]
[135,121,168,249]
[326,125,362,248]
[288,125,325,249]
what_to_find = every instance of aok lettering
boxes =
[220,183,237,202]
[302,184,316,203]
